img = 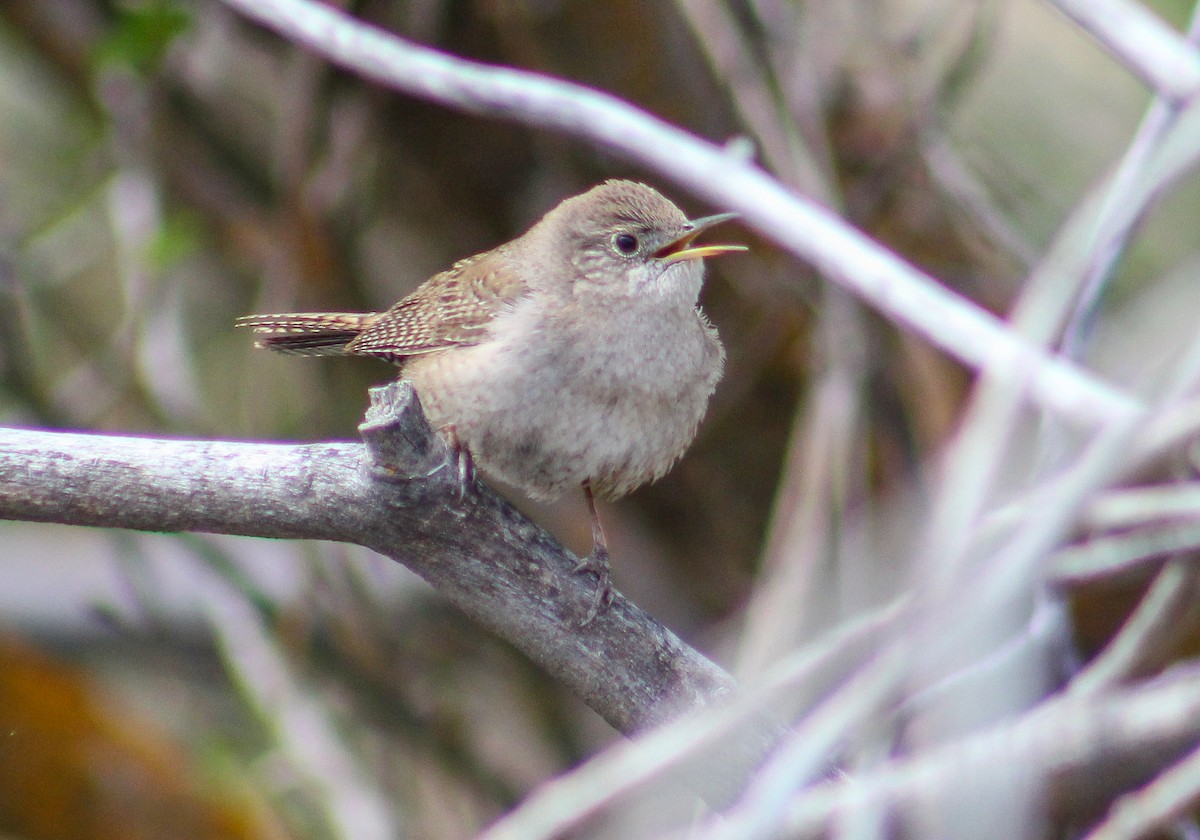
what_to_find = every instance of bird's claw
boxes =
[573,547,614,626]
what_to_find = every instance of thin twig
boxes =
[204,577,397,840]
[1071,562,1200,696]
[1085,741,1200,840]
[1046,0,1200,101]
[479,598,907,840]
[781,665,1200,839]
[1057,4,1200,363]
[1049,522,1200,587]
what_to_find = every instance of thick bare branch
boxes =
[216,0,1141,429]
[0,383,737,742]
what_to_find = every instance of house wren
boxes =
[239,180,744,621]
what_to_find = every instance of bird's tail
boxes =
[236,312,380,356]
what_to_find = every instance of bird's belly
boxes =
[405,329,719,499]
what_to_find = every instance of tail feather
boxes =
[237,312,379,356]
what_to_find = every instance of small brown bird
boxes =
[239,180,744,621]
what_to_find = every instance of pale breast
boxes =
[404,298,724,499]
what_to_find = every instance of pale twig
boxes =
[969,483,1200,565]
[923,137,1038,268]
[1135,395,1200,464]
[937,406,1146,619]
[216,0,1140,428]
[673,0,833,198]
[1085,741,1200,840]
[203,574,397,840]
[1085,484,1200,530]
[1048,522,1200,587]
[1046,0,1200,101]
[707,395,1148,838]
[1070,562,1200,697]
[478,598,907,840]
[779,665,1200,838]
[919,13,1200,576]
[674,1,869,681]
[799,400,1147,830]
[734,349,862,678]
[1058,4,1200,363]
[696,644,910,840]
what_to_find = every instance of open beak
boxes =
[654,212,747,263]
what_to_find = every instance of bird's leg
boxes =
[433,425,476,500]
[573,480,615,625]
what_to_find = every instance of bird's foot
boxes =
[572,546,614,626]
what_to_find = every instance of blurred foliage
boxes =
[96,1,190,75]
[1,0,1198,837]
[0,635,276,840]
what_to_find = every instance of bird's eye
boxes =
[613,233,639,255]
